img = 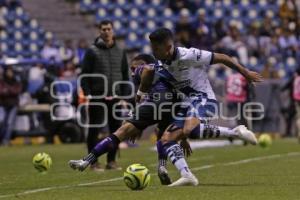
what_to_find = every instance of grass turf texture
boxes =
[0,139,300,200]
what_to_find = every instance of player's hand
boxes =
[180,139,192,157]
[244,70,263,84]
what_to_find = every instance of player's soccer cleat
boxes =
[69,159,89,171]
[168,173,199,187]
[234,125,257,145]
[158,166,172,185]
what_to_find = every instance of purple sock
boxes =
[157,140,167,160]
[157,140,168,167]
[91,134,120,157]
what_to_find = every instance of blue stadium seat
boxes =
[14,30,23,41]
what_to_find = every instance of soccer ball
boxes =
[32,152,52,172]
[258,134,272,148]
[123,164,150,190]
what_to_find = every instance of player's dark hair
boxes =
[98,20,113,29]
[149,28,173,43]
[132,54,156,64]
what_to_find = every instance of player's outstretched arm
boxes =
[212,53,263,84]
[136,65,155,103]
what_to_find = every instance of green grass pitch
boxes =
[0,139,300,200]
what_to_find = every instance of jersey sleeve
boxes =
[182,47,214,66]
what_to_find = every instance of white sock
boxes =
[165,143,192,177]
[192,124,238,139]
[175,158,192,177]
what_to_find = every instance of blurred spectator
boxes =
[260,14,273,37]
[218,24,248,65]
[214,19,227,42]
[0,0,21,9]
[76,38,88,63]
[59,39,74,62]
[41,39,61,62]
[280,66,299,137]
[191,9,212,50]
[246,23,260,58]
[278,25,298,57]
[175,9,193,47]
[293,67,300,141]
[279,0,297,22]
[260,58,279,79]
[28,63,46,95]
[61,61,77,80]
[169,0,196,14]
[0,66,22,146]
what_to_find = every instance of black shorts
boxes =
[126,92,179,133]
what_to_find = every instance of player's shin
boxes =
[189,124,237,139]
[156,140,167,168]
[163,141,192,177]
[84,134,121,164]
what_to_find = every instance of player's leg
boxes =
[69,122,141,171]
[295,102,300,142]
[106,100,122,170]
[186,99,257,144]
[69,102,157,171]
[155,127,171,185]
[160,123,199,186]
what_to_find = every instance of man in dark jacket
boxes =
[80,20,130,171]
[0,66,22,146]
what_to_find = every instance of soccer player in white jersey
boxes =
[137,28,263,186]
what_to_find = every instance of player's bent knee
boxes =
[114,122,140,141]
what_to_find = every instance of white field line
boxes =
[0,152,299,199]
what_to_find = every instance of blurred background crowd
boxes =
[0,0,299,146]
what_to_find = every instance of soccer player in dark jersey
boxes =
[69,54,183,185]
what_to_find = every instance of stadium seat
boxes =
[0,30,8,40]
[97,8,107,18]
[129,8,139,18]
[248,8,258,19]
[214,8,223,19]
[30,43,38,53]
[29,19,38,30]
[113,7,123,18]
[286,57,296,69]
[45,31,53,40]
[205,0,214,7]
[29,31,38,41]
[258,0,267,6]
[163,7,173,18]
[223,0,232,7]
[117,0,126,6]
[163,20,174,30]
[100,0,109,7]
[278,68,286,79]
[1,43,8,53]
[249,56,258,68]
[231,8,240,18]
[15,7,24,17]
[14,42,23,52]
[14,30,22,41]
[14,19,23,29]
[0,6,8,16]
[146,8,156,18]
[129,20,139,31]
[142,45,151,54]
